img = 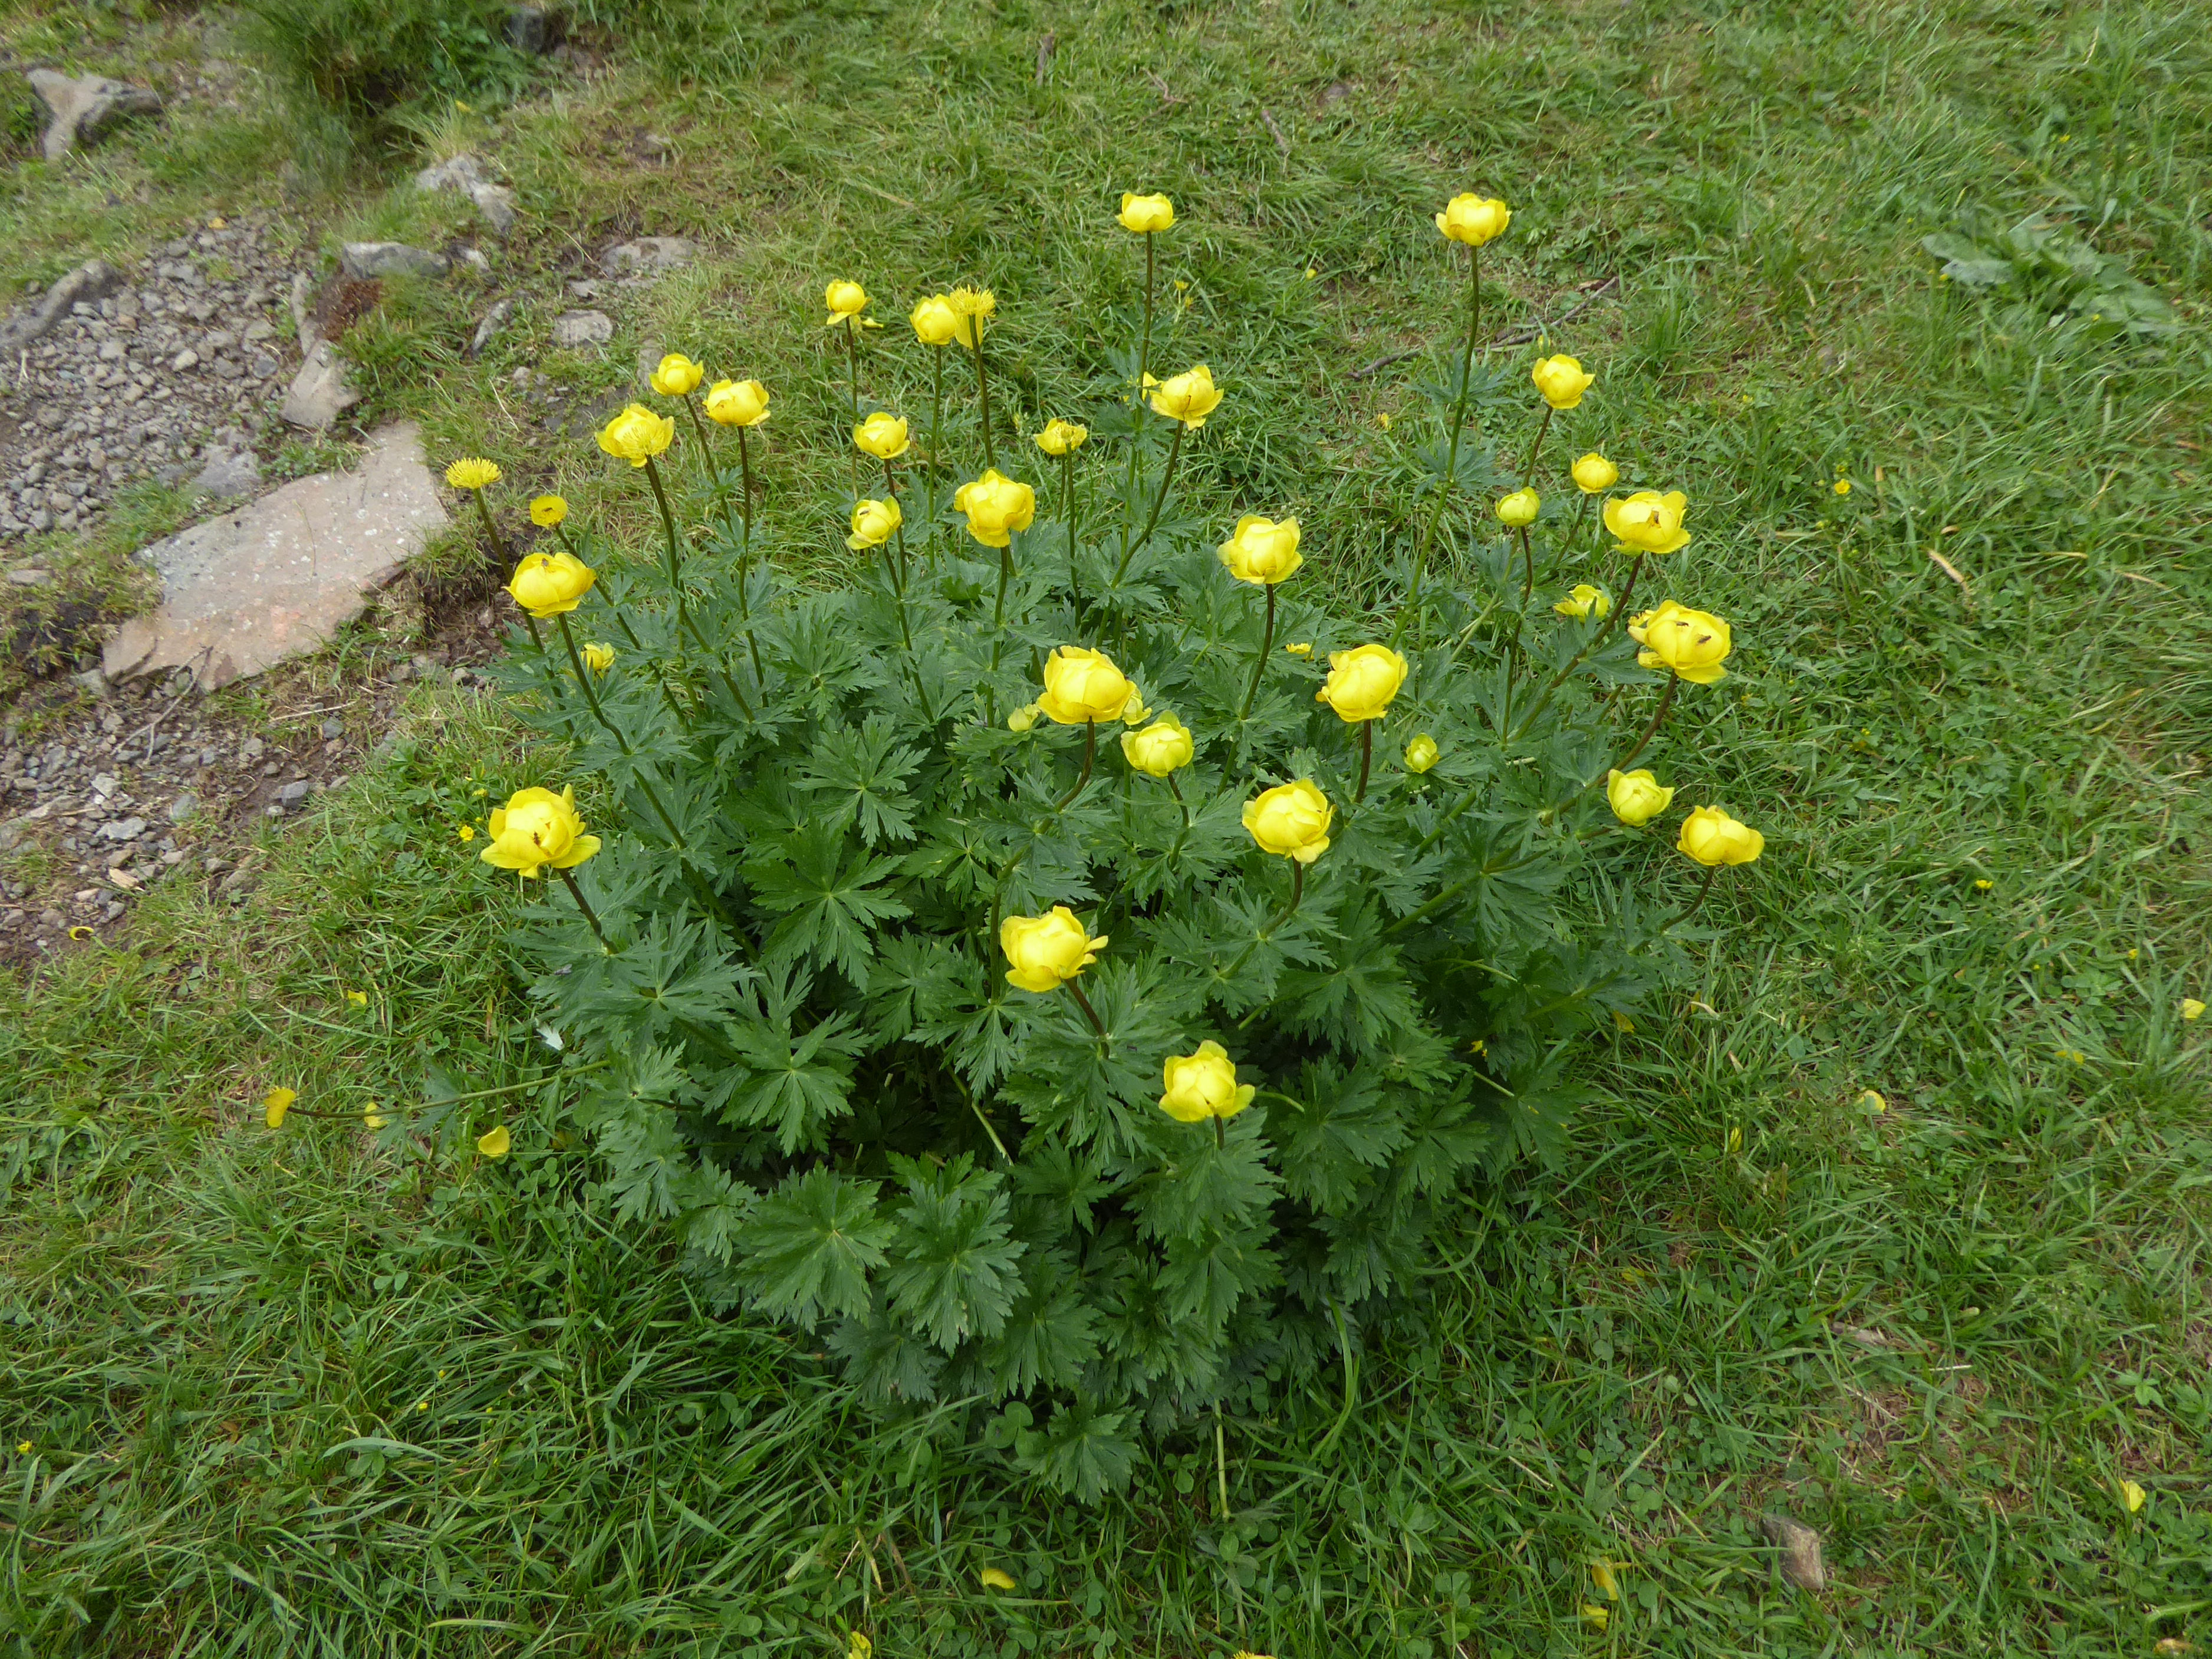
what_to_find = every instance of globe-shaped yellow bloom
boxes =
[581,641,615,674]
[1038,644,1142,725]
[480,785,603,878]
[1160,1041,1255,1124]
[847,496,902,551]
[529,494,568,527]
[824,279,869,326]
[506,549,597,618]
[705,378,770,428]
[1570,452,1618,493]
[853,412,910,459]
[1530,354,1595,410]
[1436,194,1510,247]
[446,457,501,491]
[1035,418,1088,456]
[1605,768,1674,827]
[1120,712,1193,777]
[1315,644,1407,723]
[597,403,676,468]
[1496,487,1539,528]
[1633,600,1732,684]
[1000,906,1108,993]
[1118,192,1176,234]
[649,353,705,397]
[1404,733,1440,774]
[953,469,1036,548]
[1218,514,1302,585]
[1243,779,1332,863]
[911,294,959,347]
[947,285,995,348]
[1149,364,1223,429]
[1602,489,1691,555]
[1676,805,1764,867]
[1553,583,1610,619]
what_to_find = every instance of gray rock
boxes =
[25,69,162,162]
[249,350,281,379]
[338,242,449,281]
[506,4,557,53]
[319,717,344,740]
[277,779,311,809]
[1760,1514,1825,1591]
[101,423,450,691]
[600,237,698,276]
[0,259,121,353]
[98,815,147,842]
[166,790,200,824]
[192,449,261,498]
[412,154,518,234]
[552,310,614,348]
[71,668,108,698]
[289,271,317,349]
[7,567,50,585]
[281,340,357,431]
[170,348,199,372]
[90,772,120,798]
[468,298,515,358]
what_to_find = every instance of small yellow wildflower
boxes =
[1973,878,1993,890]
[457,824,476,842]
[1834,478,1853,495]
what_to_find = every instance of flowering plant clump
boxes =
[476,186,1762,1497]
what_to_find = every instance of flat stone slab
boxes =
[103,423,447,690]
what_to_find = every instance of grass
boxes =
[5,0,2212,1653]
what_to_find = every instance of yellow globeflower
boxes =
[1435,193,1510,247]
[529,494,568,527]
[649,353,705,396]
[911,293,959,347]
[1037,644,1142,725]
[480,785,603,878]
[1118,192,1176,233]
[262,1087,296,1129]
[853,412,911,459]
[1243,779,1333,863]
[953,469,1037,548]
[1000,906,1108,993]
[1149,363,1223,428]
[1570,452,1618,493]
[1034,418,1089,456]
[597,403,675,468]
[1160,1041,1255,1124]
[1530,354,1595,410]
[1676,805,1763,867]
[1404,733,1440,774]
[1496,486,1539,528]
[824,279,869,327]
[478,1124,511,1158]
[847,497,903,551]
[1602,489,1691,555]
[446,457,501,491]
[506,549,597,618]
[1634,599,1733,684]
[947,285,996,348]
[1120,712,1194,777]
[705,378,771,427]
[1604,768,1674,827]
[1217,514,1302,585]
[1315,644,1407,723]
[1554,583,1610,619]
[581,641,615,674]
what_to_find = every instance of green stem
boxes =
[1521,403,1553,486]
[735,423,756,541]
[1055,720,1097,810]
[883,458,910,594]
[1515,552,1646,740]
[1117,420,1184,581]
[1392,241,1481,648]
[1213,1115,1226,1152]
[844,320,863,492]
[472,490,511,570]
[929,348,946,475]
[1354,719,1373,804]
[1167,766,1190,832]
[1062,450,1081,624]
[1665,863,1721,931]
[1138,233,1157,403]
[1602,673,1677,784]
[1239,584,1276,720]
[644,455,753,716]
[969,330,996,472]
[1068,976,1108,1045]
[555,613,626,750]
[555,865,610,951]
[1518,524,1535,610]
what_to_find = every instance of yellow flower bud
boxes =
[1120,712,1194,777]
[480,785,603,878]
[852,412,910,460]
[1148,363,1223,429]
[649,353,705,397]
[1160,1040,1256,1124]
[1676,804,1763,867]
[445,456,501,491]
[506,549,597,618]
[704,378,771,428]
[581,641,615,674]
[1034,418,1089,456]
[1570,452,1618,493]
[1006,702,1043,733]
[1000,906,1108,993]
[1217,514,1302,585]
[947,285,996,348]
[1118,192,1176,233]
[1404,733,1440,773]
[847,496,903,551]
[1284,641,1312,656]
[1530,353,1595,410]
[824,279,869,327]
[1553,583,1610,619]
[262,1087,296,1129]
[953,469,1036,548]
[1634,600,1733,684]
[365,1105,387,1131]
[911,294,959,347]
[1496,486,1540,528]
[597,403,676,468]
[529,493,568,527]
[1602,489,1691,555]
[1037,644,1141,725]
[1604,768,1674,827]
[1435,193,1510,247]
[1243,778,1332,863]
[1315,643,1407,723]
[477,1124,511,1158]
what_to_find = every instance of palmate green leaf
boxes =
[791,713,926,845]
[1155,887,1333,1015]
[1270,1062,1410,1213]
[985,1253,1100,1394]
[999,957,1196,1154]
[715,1010,865,1153]
[866,933,982,1045]
[827,1294,948,1404]
[746,821,911,988]
[883,1154,1025,1350]
[1317,1180,1428,1304]
[731,1167,892,1325]
[902,814,1000,903]
[1012,1141,1117,1237]
[1013,1400,1138,1504]
[1279,903,1421,1048]
[1133,1104,1281,1242]
[1158,1220,1279,1334]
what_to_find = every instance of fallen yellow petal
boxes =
[263,1087,297,1129]
[1591,1557,1621,1601]
[478,1124,511,1158]
[2122,1478,2147,1513]
[346,990,368,1007]
[979,1566,1016,1591]
[1582,1603,1609,1628]
[2183,998,2204,1021]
